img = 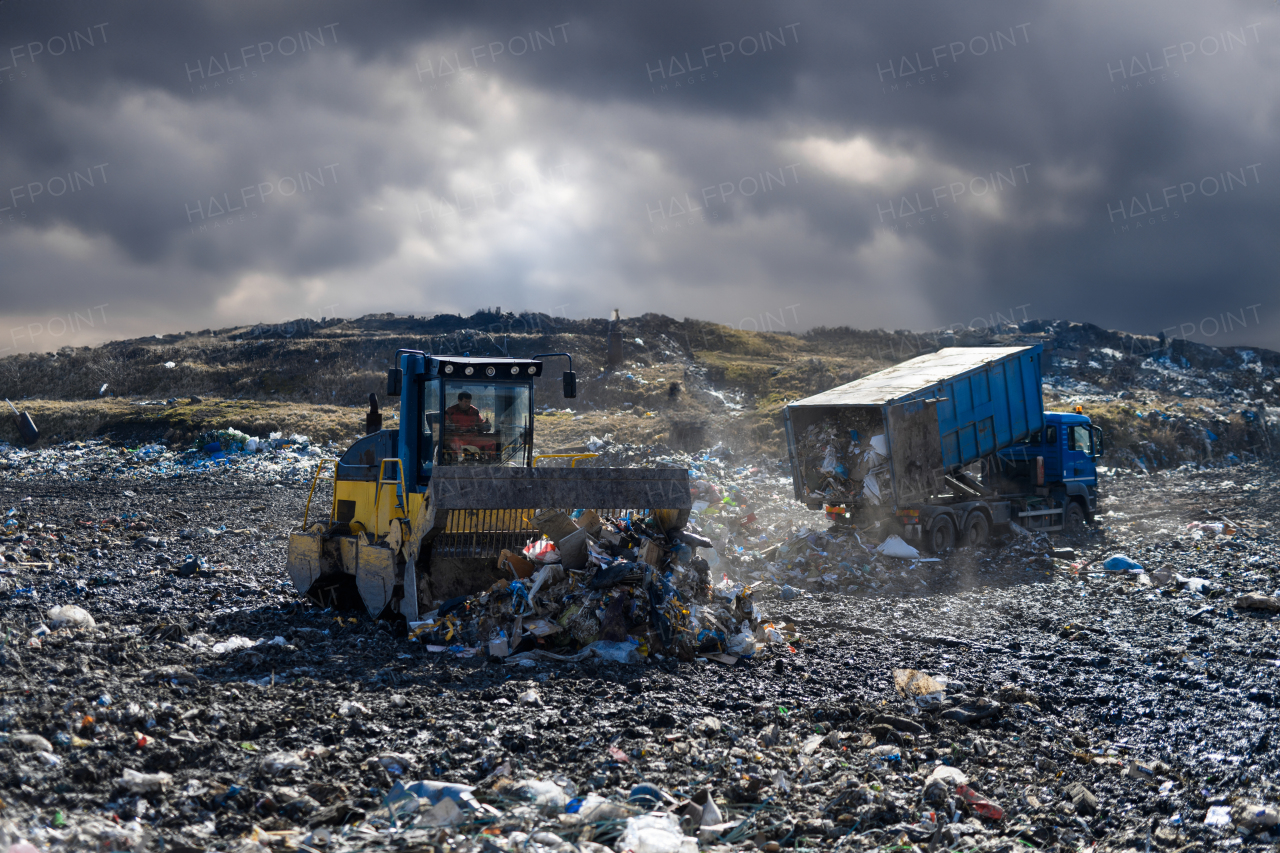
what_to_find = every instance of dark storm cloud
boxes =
[0,0,1275,351]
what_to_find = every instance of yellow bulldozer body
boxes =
[284,351,691,620]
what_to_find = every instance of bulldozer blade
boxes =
[354,537,398,619]
[428,555,507,603]
[425,466,691,516]
[285,532,328,596]
[418,466,691,603]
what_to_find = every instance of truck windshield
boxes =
[437,381,531,466]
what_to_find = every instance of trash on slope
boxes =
[408,507,788,664]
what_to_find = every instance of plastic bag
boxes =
[527,564,565,598]
[618,813,698,853]
[862,474,881,502]
[876,535,919,559]
[819,445,838,475]
[46,604,95,629]
[523,538,561,564]
[727,622,758,656]
[956,784,1003,820]
[587,640,643,663]
[1102,554,1142,572]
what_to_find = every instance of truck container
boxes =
[783,345,1103,552]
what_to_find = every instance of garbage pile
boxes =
[1,437,1279,850]
[410,508,795,664]
[793,414,892,507]
[326,776,746,853]
[0,431,329,483]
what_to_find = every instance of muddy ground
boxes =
[1,457,1279,852]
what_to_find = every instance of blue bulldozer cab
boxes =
[391,351,546,489]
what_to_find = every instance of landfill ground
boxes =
[2,447,1280,852]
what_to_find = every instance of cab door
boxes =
[1064,422,1098,489]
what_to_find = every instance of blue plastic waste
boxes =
[1103,554,1143,572]
[588,639,642,663]
[628,783,670,809]
[392,779,481,808]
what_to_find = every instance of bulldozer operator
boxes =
[444,391,490,433]
[443,391,497,461]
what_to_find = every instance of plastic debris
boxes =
[45,604,95,629]
[956,783,1004,820]
[876,535,920,559]
[618,812,699,853]
[1103,554,1143,572]
[120,769,172,792]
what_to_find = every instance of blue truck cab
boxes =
[998,410,1103,518]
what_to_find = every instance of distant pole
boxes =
[607,308,623,369]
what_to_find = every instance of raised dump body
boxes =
[784,346,1044,509]
[783,344,1104,552]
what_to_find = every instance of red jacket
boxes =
[445,403,483,431]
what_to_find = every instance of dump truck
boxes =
[783,345,1104,553]
[287,349,691,619]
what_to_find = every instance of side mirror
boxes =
[387,367,403,397]
[562,370,577,399]
[1092,425,1104,457]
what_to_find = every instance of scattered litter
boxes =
[120,769,172,792]
[46,604,95,629]
[877,535,920,559]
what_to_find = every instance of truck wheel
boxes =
[1064,502,1086,534]
[926,515,956,554]
[961,512,990,548]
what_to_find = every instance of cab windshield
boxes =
[434,381,532,465]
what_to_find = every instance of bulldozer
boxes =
[285,349,692,620]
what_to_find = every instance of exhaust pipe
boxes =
[5,400,38,446]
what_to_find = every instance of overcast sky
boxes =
[0,0,1276,354]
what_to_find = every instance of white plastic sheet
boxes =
[876,534,920,559]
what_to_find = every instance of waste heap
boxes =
[794,414,893,508]
[410,508,791,664]
[0,431,328,483]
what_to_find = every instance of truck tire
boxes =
[1064,501,1086,534]
[926,515,956,554]
[961,512,990,548]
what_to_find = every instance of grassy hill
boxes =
[1,310,1276,471]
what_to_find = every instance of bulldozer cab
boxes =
[401,355,544,486]
[430,380,532,468]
